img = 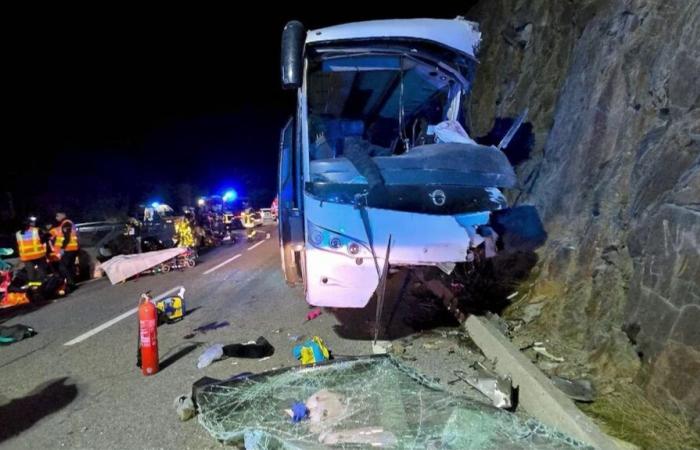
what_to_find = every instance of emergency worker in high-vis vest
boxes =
[241,208,257,240]
[50,212,79,288]
[16,216,50,282]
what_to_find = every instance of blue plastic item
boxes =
[290,402,308,423]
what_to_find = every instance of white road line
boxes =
[63,285,185,346]
[64,307,138,346]
[203,253,241,275]
[247,241,265,251]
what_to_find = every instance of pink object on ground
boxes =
[306,308,322,321]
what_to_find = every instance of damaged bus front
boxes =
[278,18,533,308]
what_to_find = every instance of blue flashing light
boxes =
[223,190,238,202]
[151,202,160,208]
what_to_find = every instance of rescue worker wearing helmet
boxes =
[50,212,79,289]
[16,216,50,282]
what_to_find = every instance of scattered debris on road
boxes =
[450,362,513,409]
[286,401,309,423]
[197,343,224,369]
[304,307,322,322]
[287,333,304,342]
[371,340,391,354]
[292,336,330,365]
[385,328,501,404]
[320,426,399,447]
[197,337,275,369]
[174,394,196,421]
[193,355,587,448]
[223,336,274,359]
[0,323,37,345]
[305,388,349,434]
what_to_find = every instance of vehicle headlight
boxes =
[307,222,371,258]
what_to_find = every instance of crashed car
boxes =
[278,18,543,308]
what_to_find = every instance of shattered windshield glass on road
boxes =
[195,356,591,449]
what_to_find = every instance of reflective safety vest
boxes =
[16,228,45,262]
[174,218,195,248]
[47,239,61,262]
[241,212,255,228]
[51,219,79,252]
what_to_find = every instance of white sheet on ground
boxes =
[100,248,186,284]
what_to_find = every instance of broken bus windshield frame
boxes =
[304,50,464,169]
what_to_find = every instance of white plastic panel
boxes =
[303,194,491,307]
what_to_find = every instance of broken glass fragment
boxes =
[194,355,592,449]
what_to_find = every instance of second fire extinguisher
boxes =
[137,292,159,375]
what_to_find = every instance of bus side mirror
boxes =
[281,20,305,90]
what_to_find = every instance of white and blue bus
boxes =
[278,18,541,309]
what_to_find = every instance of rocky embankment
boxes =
[467,0,699,446]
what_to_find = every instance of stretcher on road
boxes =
[99,247,196,285]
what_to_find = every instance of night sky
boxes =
[3,4,477,227]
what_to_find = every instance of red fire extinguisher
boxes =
[137,292,159,375]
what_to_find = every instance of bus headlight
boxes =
[307,222,371,258]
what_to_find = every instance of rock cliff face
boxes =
[468,0,699,429]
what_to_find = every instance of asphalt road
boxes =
[0,225,373,449]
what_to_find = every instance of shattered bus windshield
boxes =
[305,51,516,214]
[307,53,456,165]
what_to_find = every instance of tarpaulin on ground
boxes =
[194,355,590,449]
[100,248,186,284]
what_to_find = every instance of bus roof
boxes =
[306,18,481,59]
